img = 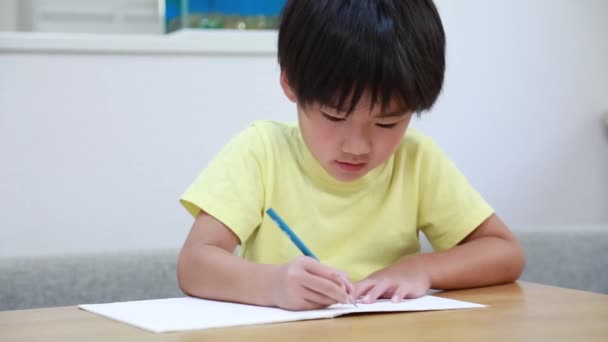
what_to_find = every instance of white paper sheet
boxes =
[79,296,486,333]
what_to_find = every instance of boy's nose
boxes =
[341,132,371,156]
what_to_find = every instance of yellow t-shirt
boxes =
[180,120,493,282]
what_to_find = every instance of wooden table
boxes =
[1,282,607,341]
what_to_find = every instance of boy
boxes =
[178,0,525,311]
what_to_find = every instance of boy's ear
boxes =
[280,72,297,103]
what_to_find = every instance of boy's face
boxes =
[282,74,412,182]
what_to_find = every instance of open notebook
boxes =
[79,295,486,333]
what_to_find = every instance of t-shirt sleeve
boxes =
[417,137,494,251]
[179,124,266,244]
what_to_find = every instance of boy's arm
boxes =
[425,214,524,288]
[177,211,353,310]
[353,214,525,302]
[177,212,276,307]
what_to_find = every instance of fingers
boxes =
[353,279,375,300]
[391,285,410,303]
[301,299,329,310]
[333,273,357,306]
[337,272,355,295]
[302,259,346,286]
[302,288,341,306]
[404,285,428,299]
[328,270,356,304]
[353,281,426,304]
[361,281,395,304]
[301,270,351,304]
[281,257,361,309]
[300,259,351,303]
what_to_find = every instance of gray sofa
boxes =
[1,225,606,311]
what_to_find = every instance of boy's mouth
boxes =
[335,160,367,172]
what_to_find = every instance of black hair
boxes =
[278,0,446,115]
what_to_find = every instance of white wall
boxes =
[419,0,608,226]
[1,0,606,257]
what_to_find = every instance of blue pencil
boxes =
[266,208,357,307]
[266,208,319,260]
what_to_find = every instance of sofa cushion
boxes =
[515,225,608,294]
[0,249,182,311]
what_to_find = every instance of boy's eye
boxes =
[376,122,399,128]
[322,113,345,122]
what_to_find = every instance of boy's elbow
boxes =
[176,248,196,297]
[505,240,526,282]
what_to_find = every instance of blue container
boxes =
[165,0,286,32]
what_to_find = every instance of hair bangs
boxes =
[278,0,445,116]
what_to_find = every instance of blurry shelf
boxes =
[0,29,277,55]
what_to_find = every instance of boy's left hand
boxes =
[352,261,431,304]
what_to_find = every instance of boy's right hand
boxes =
[272,256,354,311]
